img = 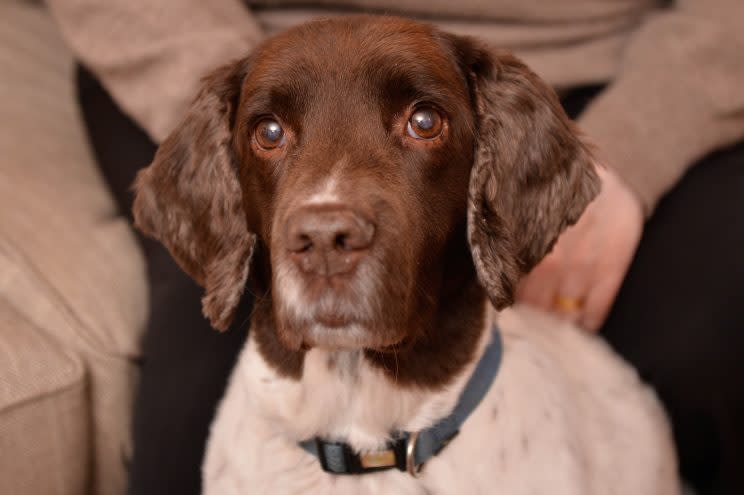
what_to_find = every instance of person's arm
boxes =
[47,0,264,142]
[578,0,744,215]
[518,0,744,330]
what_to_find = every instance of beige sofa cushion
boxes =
[0,1,148,493]
[0,300,89,495]
[0,3,147,353]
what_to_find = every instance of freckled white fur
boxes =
[275,256,384,328]
[275,262,312,321]
[203,304,680,494]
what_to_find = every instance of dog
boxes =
[133,15,679,494]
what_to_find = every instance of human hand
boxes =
[515,165,644,332]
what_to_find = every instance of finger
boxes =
[552,249,597,323]
[579,270,624,332]
[516,252,562,311]
[554,276,590,324]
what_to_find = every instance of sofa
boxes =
[0,1,147,493]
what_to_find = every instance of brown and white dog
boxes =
[133,16,679,494]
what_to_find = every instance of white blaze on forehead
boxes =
[304,174,340,205]
[303,154,350,206]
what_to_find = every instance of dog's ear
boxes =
[133,59,254,331]
[448,36,600,309]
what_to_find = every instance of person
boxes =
[48,0,744,493]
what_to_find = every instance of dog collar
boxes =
[299,325,503,477]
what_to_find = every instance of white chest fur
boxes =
[203,306,679,495]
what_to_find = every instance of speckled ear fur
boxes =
[452,38,600,309]
[133,59,255,331]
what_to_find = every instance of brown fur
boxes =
[133,16,598,387]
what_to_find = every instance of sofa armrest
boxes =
[0,301,89,495]
[0,2,148,493]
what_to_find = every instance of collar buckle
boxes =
[359,448,397,470]
[405,431,421,477]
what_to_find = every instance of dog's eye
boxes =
[407,107,443,140]
[254,119,285,150]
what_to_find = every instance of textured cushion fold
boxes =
[0,301,89,495]
[0,1,148,493]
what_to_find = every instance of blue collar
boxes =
[299,325,503,476]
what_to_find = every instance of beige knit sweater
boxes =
[48,0,744,214]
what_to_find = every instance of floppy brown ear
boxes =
[133,59,255,331]
[451,38,600,309]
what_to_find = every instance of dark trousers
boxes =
[76,66,744,495]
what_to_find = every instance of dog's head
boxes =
[133,16,598,353]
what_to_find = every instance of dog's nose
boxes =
[285,206,375,276]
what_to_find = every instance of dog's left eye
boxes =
[406,107,444,140]
[254,118,285,150]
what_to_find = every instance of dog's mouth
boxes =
[301,321,375,349]
[272,281,407,351]
[270,224,413,350]
[314,311,353,328]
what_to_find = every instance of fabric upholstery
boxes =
[0,1,147,493]
[46,0,744,215]
[0,301,89,495]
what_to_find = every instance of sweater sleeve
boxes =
[47,0,264,142]
[577,0,744,215]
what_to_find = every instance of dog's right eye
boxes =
[406,107,444,141]
[254,119,285,150]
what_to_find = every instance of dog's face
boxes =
[133,16,598,354]
[237,20,479,351]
